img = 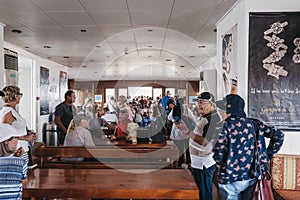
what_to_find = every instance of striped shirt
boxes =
[0,157,28,200]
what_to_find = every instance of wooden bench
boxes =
[270,154,300,200]
[23,168,198,199]
[35,143,179,169]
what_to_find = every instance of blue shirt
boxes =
[0,157,28,200]
[213,116,284,184]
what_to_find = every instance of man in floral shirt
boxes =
[213,94,284,200]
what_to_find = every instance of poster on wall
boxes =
[59,71,68,102]
[222,24,238,95]
[40,66,50,115]
[248,12,300,129]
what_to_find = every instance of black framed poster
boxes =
[248,12,300,129]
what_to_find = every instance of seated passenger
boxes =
[111,108,132,141]
[101,107,118,125]
[62,114,95,161]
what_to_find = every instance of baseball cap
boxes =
[197,92,215,102]
[215,94,246,117]
[0,123,25,142]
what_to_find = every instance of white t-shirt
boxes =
[0,106,29,152]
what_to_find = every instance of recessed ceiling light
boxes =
[80,29,87,32]
[63,56,69,59]
[166,59,172,62]
[11,29,22,34]
[43,45,51,49]
[198,45,206,48]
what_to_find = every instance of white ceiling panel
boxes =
[127,0,174,11]
[31,0,83,12]
[80,0,128,11]
[100,26,132,38]
[89,11,131,26]
[130,11,170,27]
[46,12,94,26]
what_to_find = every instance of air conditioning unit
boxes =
[4,48,18,86]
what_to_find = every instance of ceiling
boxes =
[0,0,237,81]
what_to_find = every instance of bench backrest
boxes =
[35,144,179,169]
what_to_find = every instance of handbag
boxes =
[252,171,274,200]
[251,120,274,200]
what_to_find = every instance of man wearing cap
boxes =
[189,92,221,200]
[0,123,28,199]
[213,94,284,199]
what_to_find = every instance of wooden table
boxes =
[23,168,198,199]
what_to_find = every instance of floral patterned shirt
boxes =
[213,116,284,184]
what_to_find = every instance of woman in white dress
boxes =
[0,86,36,163]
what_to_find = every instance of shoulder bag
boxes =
[252,120,274,200]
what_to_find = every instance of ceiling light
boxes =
[43,45,51,49]
[11,29,22,34]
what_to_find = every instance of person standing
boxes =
[189,92,221,200]
[213,94,284,200]
[55,90,77,145]
[0,86,36,164]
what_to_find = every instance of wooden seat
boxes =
[35,143,179,169]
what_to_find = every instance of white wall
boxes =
[3,42,68,142]
[216,0,300,154]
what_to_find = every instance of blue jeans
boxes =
[192,164,216,200]
[218,178,257,200]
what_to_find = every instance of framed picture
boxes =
[94,95,103,103]
[40,66,50,115]
[188,96,198,104]
[248,12,300,129]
